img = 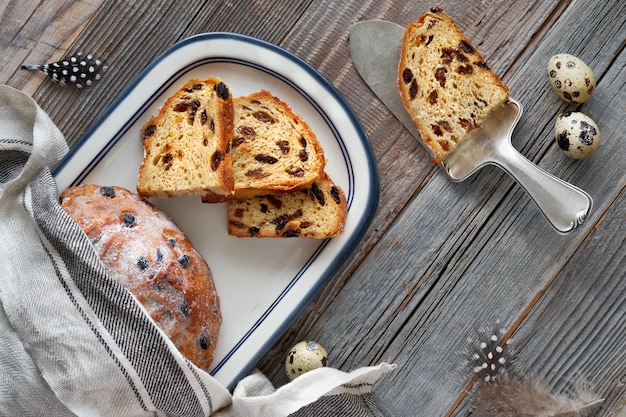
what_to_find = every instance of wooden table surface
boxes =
[3,0,624,415]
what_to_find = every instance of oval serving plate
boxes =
[53,32,379,390]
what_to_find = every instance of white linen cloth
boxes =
[0,84,394,417]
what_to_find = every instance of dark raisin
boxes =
[178,254,190,268]
[137,256,149,271]
[457,64,474,75]
[277,140,290,154]
[299,136,307,148]
[299,149,309,162]
[198,335,209,350]
[409,79,418,99]
[266,195,283,209]
[441,48,454,65]
[311,183,325,205]
[239,126,256,136]
[233,137,245,147]
[99,186,116,198]
[300,221,312,228]
[284,229,300,237]
[210,119,215,132]
[435,67,447,87]
[402,68,414,84]
[428,90,438,105]
[563,91,573,101]
[249,227,260,237]
[162,151,173,163]
[180,302,189,316]
[122,212,135,227]
[286,167,305,177]
[260,203,268,213]
[215,82,229,100]
[475,61,490,70]
[272,214,289,231]
[143,124,156,139]
[459,118,474,130]
[201,110,208,125]
[185,82,203,92]
[246,169,270,179]
[330,186,341,204]
[459,40,474,54]
[168,238,177,247]
[255,154,278,164]
[211,150,224,171]
[203,138,208,146]
[174,102,189,112]
[425,35,434,46]
[253,111,275,123]
[234,208,244,218]
[432,124,443,136]
[439,121,452,132]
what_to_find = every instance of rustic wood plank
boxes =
[0,0,103,95]
[257,0,626,416]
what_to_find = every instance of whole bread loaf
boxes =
[398,8,509,163]
[137,77,235,198]
[60,184,221,370]
[227,172,346,238]
[202,90,325,203]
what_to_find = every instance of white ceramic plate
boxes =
[53,32,379,390]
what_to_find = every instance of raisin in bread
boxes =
[227,172,347,238]
[398,8,509,163]
[202,90,325,203]
[137,77,234,198]
[60,184,221,370]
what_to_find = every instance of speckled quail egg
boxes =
[554,111,600,159]
[547,54,596,103]
[285,340,329,380]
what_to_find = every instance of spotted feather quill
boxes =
[469,325,604,417]
[21,52,107,88]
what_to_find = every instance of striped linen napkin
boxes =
[0,84,394,416]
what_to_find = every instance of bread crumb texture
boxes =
[137,77,235,198]
[227,172,346,238]
[398,7,509,163]
[203,90,326,202]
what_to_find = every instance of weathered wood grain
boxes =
[256,0,626,416]
[3,0,624,416]
[0,0,102,95]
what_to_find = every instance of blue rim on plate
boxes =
[53,32,379,390]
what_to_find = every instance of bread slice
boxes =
[398,7,509,163]
[137,77,235,198]
[227,172,346,238]
[202,90,325,203]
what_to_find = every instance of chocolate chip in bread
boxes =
[137,77,235,198]
[398,8,510,163]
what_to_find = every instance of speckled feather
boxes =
[469,324,604,417]
[21,52,107,88]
